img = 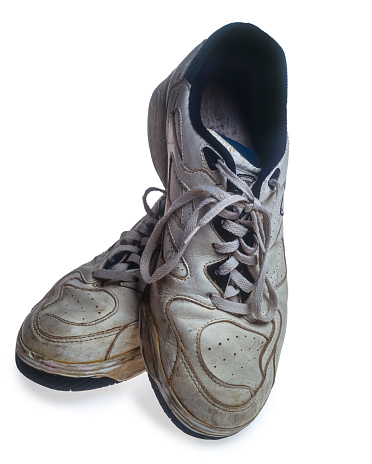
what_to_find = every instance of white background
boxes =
[1,1,371,463]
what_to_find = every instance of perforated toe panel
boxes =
[199,321,268,389]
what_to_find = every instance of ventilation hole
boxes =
[227,338,229,341]
[96,306,98,308]
[223,359,225,361]
[208,348,211,350]
[214,366,216,368]
[241,367,243,369]
[236,335,238,338]
[234,353,236,356]
[218,342,221,346]
[98,312,101,314]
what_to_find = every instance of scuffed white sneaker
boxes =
[16,191,165,391]
[140,23,288,438]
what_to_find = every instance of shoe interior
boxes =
[200,66,256,153]
[186,23,287,181]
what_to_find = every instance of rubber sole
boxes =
[15,354,120,392]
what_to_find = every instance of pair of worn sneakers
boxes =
[16,22,289,440]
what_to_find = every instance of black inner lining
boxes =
[186,23,287,192]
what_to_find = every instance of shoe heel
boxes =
[147,74,172,188]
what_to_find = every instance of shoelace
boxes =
[92,187,165,284]
[140,161,282,322]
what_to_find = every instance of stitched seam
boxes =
[275,268,287,289]
[169,79,184,106]
[263,310,283,385]
[258,318,276,377]
[169,300,283,410]
[182,76,191,90]
[32,312,121,343]
[179,353,248,413]
[196,318,268,392]
[169,347,181,384]
[167,303,253,403]
[170,210,186,231]
[35,281,120,341]
[157,294,283,413]
[199,144,223,184]
[175,107,184,158]
[39,313,112,327]
[39,281,119,322]
[105,321,138,360]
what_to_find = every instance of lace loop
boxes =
[92,188,165,283]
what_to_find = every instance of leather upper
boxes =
[144,26,289,433]
[19,251,144,365]
[16,209,157,379]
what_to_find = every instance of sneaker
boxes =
[16,190,165,391]
[140,23,288,438]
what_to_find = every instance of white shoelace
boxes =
[140,160,282,322]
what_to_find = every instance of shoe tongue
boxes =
[208,129,261,186]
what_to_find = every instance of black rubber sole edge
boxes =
[15,353,120,392]
[148,374,224,440]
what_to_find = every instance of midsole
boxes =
[16,334,144,381]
